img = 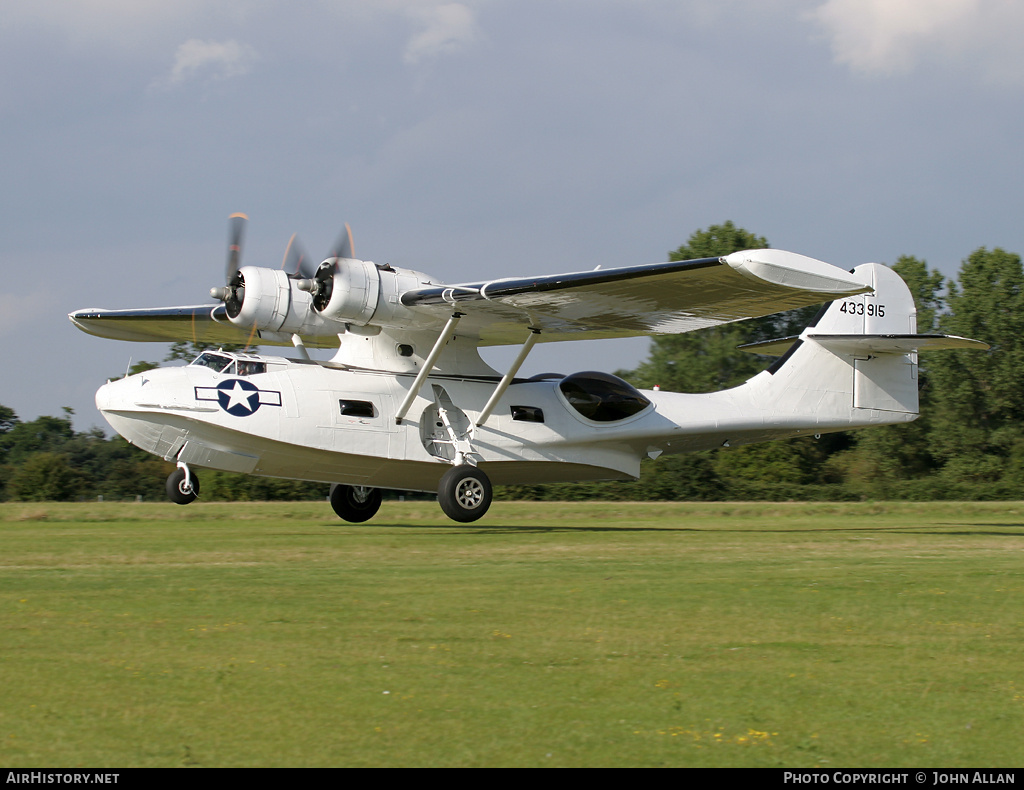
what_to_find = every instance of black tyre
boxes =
[438,465,492,523]
[166,468,200,505]
[330,484,383,523]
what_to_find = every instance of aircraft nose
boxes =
[95,375,135,414]
[95,381,112,412]
[95,379,119,413]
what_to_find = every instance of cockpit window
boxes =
[191,352,233,372]
[558,371,651,422]
[236,361,266,376]
[190,353,266,376]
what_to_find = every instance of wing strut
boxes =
[476,328,541,427]
[291,334,311,361]
[395,313,464,425]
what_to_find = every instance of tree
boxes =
[0,405,17,434]
[7,452,85,501]
[926,247,1024,491]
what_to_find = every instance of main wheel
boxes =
[166,468,200,505]
[438,465,492,523]
[330,484,382,523]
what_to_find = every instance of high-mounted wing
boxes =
[70,248,872,349]
[401,249,872,345]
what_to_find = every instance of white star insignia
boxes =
[222,381,257,412]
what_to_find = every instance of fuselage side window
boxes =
[510,405,544,423]
[339,400,376,418]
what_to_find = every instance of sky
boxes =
[3,0,1023,431]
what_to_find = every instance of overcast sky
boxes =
[3,0,1023,430]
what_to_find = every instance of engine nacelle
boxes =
[310,258,438,330]
[226,266,332,336]
[310,258,380,326]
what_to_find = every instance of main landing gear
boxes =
[438,465,492,523]
[327,466,493,524]
[166,464,200,505]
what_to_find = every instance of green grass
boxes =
[1,500,1023,767]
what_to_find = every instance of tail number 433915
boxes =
[840,301,885,317]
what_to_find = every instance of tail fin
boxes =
[809,263,919,413]
[742,263,986,426]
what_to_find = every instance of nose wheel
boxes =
[438,466,492,523]
[166,466,200,505]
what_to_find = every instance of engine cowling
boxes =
[224,266,331,336]
[310,258,381,325]
[308,258,438,330]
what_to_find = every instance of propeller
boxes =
[210,213,356,318]
[210,213,249,318]
[296,223,355,312]
[281,233,315,280]
[225,212,247,281]
[328,223,354,261]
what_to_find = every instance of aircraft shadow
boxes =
[304,522,1024,536]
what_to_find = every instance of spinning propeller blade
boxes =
[282,233,316,280]
[225,213,248,281]
[211,213,356,317]
[211,213,249,318]
[328,223,354,260]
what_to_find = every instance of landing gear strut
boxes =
[438,465,492,523]
[166,465,200,505]
[330,484,383,523]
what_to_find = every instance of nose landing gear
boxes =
[166,463,200,505]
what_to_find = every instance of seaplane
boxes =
[69,215,987,522]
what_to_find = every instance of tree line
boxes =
[4,221,1021,502]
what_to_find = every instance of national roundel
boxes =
[216,379,261,417]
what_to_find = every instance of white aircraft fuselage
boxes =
[95,315,915,496]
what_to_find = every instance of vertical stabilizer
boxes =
[808,263,919,414]
[741,263,921,432]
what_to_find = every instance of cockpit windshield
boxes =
[190,352,267,377]
[191,352,234,373]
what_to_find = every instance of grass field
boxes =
[0,500,1022,767]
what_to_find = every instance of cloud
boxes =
[404,3,482,64]
[809,0,1024,82]
[154,39,258,89]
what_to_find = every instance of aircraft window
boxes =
[191,352,233,372]
[510,405,544,423]
[236,361,266,376]
[558,372,651,422]
[339,400,376,418]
